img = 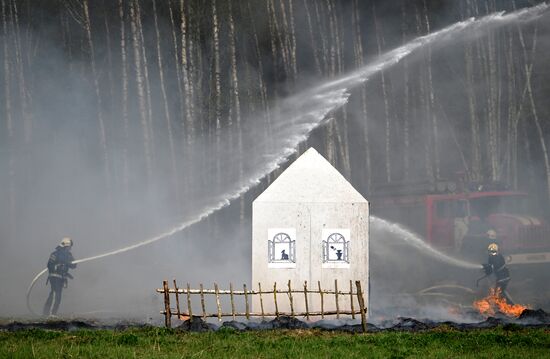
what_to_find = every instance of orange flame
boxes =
[473,288,528,317]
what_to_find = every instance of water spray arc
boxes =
[26,3,549,315]
[371,217,481,269]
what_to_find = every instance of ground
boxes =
[1,326,550,358]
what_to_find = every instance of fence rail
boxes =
[156,279,368,332]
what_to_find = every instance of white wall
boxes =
[252,200,369,317]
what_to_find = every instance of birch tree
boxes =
[83,0,111,186]
[517,24,550,199]
[129,0,153,182]
[422,0,440,180]
[2,0,15,236]
[118,0,129,196]
[352,0,371,188]
[153,0,179,201]
[374,2,392,183]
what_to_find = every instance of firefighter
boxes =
[482,242,514,304]
[42,237,77,316]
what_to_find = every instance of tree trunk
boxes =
[179,0,193,144]
[303,0,321,75]
[278,0,295,81]
[83,0,111,187]
[510,23,538,190]
[483,1,499,181]
[464,43,481,181]
[211,0,222,189]
[10,0,30,143]
[227,0,245,221]
[135,0,155,164]
[168,0,184,135]
[268,0,290,82]
[247,0,268,118]
[505,27,517,187]
[422,0,439,180]
[352,0,371,189]
[153,0,179,203]
[287,0,298,80]
[314,1,328,74]
[186,0,197,127]
[401,0,410,179]
[517,25,550,199]
[118,0,129,196]
[334,1,350,178]
[102,6,115,131]
[374,3,391,183]
[2,0,16,239]
[129,0,153,182]
[324,0,336,165]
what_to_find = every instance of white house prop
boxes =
[252,147,369,316]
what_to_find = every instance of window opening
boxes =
[268,232,296,263]
[323,233,349,263]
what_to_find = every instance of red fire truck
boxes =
[370,180,550,267]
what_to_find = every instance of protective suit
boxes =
[42,238,77,316]
[482,242,513,304]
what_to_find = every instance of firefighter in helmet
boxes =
[482,242,514,304]
[43,237,77,316]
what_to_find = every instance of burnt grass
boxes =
[1,309,549,333]
[1,312,549,358]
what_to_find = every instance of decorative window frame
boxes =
[322,228,351,268]
[268,228,297,268]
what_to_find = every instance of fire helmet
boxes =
[60,237,73,248]
[487,230,497,240]
[488,242,498,255]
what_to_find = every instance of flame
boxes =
[473,288,528,317]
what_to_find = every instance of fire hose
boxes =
[476,274,490,287]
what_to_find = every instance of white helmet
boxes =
[60,237,73,248]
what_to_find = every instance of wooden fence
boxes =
[157,279,368,332]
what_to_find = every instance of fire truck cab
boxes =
[370,181,550,266]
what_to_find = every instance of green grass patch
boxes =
[0,326,549,358]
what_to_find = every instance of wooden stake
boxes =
[356,281,367,333]
[186,283,193,322]
[214,283,222,322]
[273,282,279,318]
[230,283,236,320]
[304,281,309,321]
[244,284,250,320]
[318,281,324,319]
[258,282,265,319]
[349,280,355,319]
[335,279,340,319]
[199,283,206,320]
[162,280,171,328]
[173,279,181,319]
[288,280,294,318]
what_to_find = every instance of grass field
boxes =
[1,326,549,358]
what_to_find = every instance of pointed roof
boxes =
[254,148,367,203]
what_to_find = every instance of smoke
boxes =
[2,1,550,322]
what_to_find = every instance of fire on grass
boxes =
[473,288,528,317]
